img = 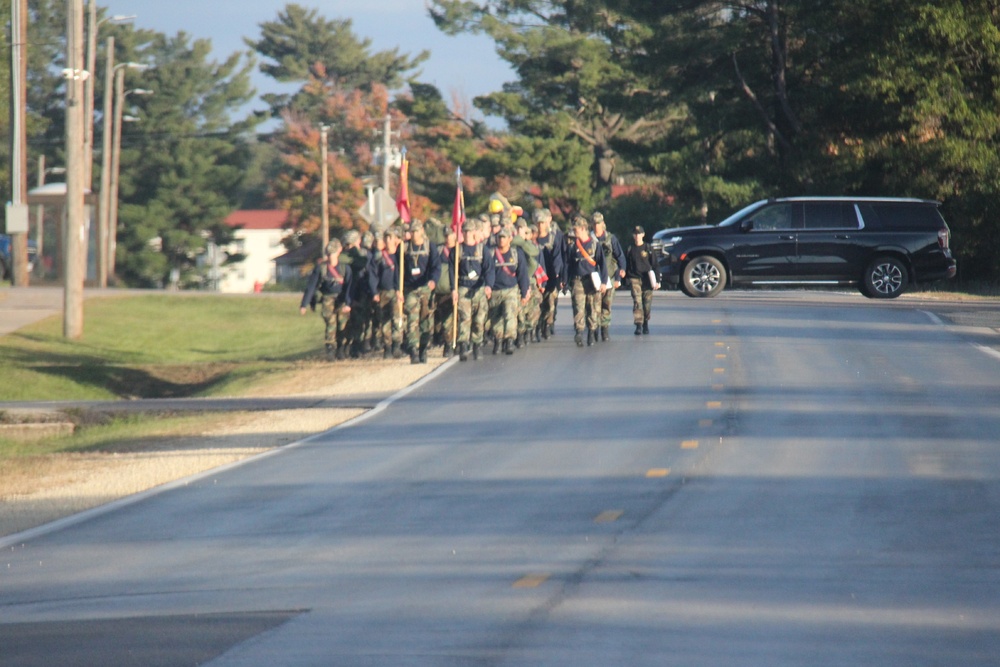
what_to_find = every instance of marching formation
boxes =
[300,203,659,363]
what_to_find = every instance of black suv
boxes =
[650,197,957,298]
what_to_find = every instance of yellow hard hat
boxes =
[488,199,505,214]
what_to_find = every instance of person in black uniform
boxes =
[625,225,658,335]
[489,227,530,355]
[300,239,353,360]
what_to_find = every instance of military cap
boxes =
[324,239,343,256]
[532,207,553,223]
[591,211,605,226]
[633,225,645,235]
[497,227,513,238]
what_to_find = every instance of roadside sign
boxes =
[357,187,398,232]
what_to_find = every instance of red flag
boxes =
[396,154,411,224]
[452,167,465,243]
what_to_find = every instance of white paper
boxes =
[590,271,602,291]
[648,269,660,290]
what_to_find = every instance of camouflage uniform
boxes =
[534,210,564,338]
[592,212,627,341]
[564,216,608,347]
[402,223,441,363]
[625,225,656,335]
[489,229,530,355]
[367,229,404,358]
[300,239,354,360]
[455,223,495,360]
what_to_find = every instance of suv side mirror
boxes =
[741,219,754,232]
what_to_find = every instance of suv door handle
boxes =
[778,235,795,240]
[835,234,852,239]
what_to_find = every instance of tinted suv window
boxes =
[859,203,944,230]
[749,203,794,231]
[802,202,859,229]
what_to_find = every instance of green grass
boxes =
[0,293,323,402]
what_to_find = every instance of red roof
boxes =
[224,209,289,230]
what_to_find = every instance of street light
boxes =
[106,86,153,283]
[98,57,148,286]
[84,3,136,190]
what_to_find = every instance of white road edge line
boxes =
[0,357,459,550]
[920,309,1000,363]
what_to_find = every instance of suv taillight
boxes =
[938,229,950,249]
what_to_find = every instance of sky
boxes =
[102,0,514,124]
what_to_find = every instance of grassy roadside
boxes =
[0,293,326,461]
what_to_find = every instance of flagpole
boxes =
[451,168,466,347]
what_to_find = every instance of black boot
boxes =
[336,344,347,360]
[419,334,430,363]
[535,325,542,343]
[472,342,480,360]
[391,342,403,359]
[458,342,468,362]
[493,337,501,355]
[325,343,336,361]
[635,323,643,336]
[383,345,392,359]
[601,326,610,342]
[443,343,454,358]
[575,331,584,347]
[514,333,522,349]
[587,329,595,346]
[503,338,514,355]
[410,348,420,364]
[642,322,649,335]
[541,323,549,340]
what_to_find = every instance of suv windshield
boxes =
[717,200,769,228]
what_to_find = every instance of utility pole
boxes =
[381,114,392,191]
[97,37,114,287]
[64,0,86,338]
[320,124,329,249]
[8,0,30,286]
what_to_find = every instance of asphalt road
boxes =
[2,291,1000,666]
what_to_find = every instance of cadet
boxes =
[625,225,658,335]
[433,226,459,357]
[534,208,563,339]
[591,212,627,341]
[342,229,372,357]
[563,214,608,347]
[368,227,404,359]
[455,219,495,361]
[402,221,441,364]
[300,239,353,360]
[512,218,542,347]
[489,227,530,355]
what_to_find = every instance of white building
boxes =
[217,210,289,293]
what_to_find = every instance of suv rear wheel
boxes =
[862,256,908,299]
[682,255,727,297]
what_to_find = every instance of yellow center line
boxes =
[715,354,727,359]
[706,401,723,409]
[594,510,624,524]
[646,468,671,478]
[681,440,700,449]
[713,368,726,374]
[513,574,550,588]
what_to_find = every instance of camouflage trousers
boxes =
[629,277,653,325]
[598,280,618,327]
[518,283,542,335]
[434,291,457,346]
[346,296,372,350]
[375,289,403,348]
[457,286,489,345]
[404,285,434,349]
[570,277,600,333]
[489,286,520,340]
[539,284,559,328]
[321,295,351,347]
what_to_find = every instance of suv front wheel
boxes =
[681,255,727,297]
[862,256,908,299]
